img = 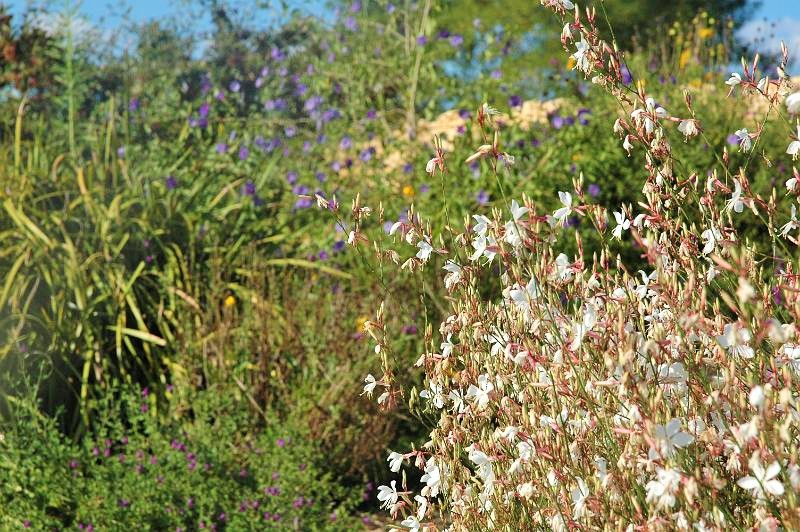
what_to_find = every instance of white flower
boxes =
[362,374,377,397]
[414,495,428,520]
[440,334,454,358]
[677,119,700,140]
[734,128,752,152]
[725,73,742,87]
[571,477,590,519]
[737,454,784,499]
[425,156,442,175]
[400,515,420,532]
[416,239,433,262]
[466,374,494,410]
[420,457,441,496]
[717,323,754,358]
[508,278,540,312]
[443,260,462,289]
[419,380,446,409]
[468,447,494,482]
[725,179,745,213]
[786,175,799,192]
[780,205,799,237]
[570,303,597,350]
[786,91,800,114]
[612,211,630,239]
[787,125,800,160]
[387,451,404,473]
[553,253,573,281]
[510,199,528,221]
[560,0,575,9]
[561,23,572,41]
[622,134,634,155]
[646,467,682,510]
[377,480,399,509]
[472,214,491,236]
[748,386,765,408]
[448,389,467,413]
[572,36,591,74]
[649,419,694,460]
[701,226,722,255]
[549,191,573,226]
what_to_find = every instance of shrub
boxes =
[345,2,800,530]
[0,382,361,530]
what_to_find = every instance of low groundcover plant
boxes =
[322,1,800,529]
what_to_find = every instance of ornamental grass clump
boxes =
[321,1,800,529]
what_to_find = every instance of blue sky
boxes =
[4,0,800,64]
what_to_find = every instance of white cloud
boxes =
[738,17,800,68]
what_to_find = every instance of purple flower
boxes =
[286,171,298,184]
[587,183,601,197]
[239,146,250,161]
[402,324,417,335]
[229,80,241,92]
[387,3,395,13]
[350,1,361,11]
[476,189,489,205]
[344,16,357,31]
[198,102,210,119]
[276,438,286,448]
[416,35,428,46]
[726,133,740,146]
[216,143,227,154]
[304,95,323,113]
[449,34,464,47]
[577,108,591,125]
[438,29,451,39]
[315,171,326,183]
[271,47,285,61]
[119,498,130,508]
[620,64,633,85]
[69,459,78,469]
[339,136,352,150]
[508,94,522,108]
[359,147,375,162]
[551,114,565,129]
[243,181,256,197]
[403,163,413,174]
[490,69,502,79]
[419,184,430,194]
[318,250,329,260]
[333,240,345,252]
[117,146,125,158]
[458,108,472,120]
[215,90,225,101]
[128,98,140,112]
[366,109,377,120]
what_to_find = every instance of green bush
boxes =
[0,383,361,530]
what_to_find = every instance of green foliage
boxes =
[0,382,360,529]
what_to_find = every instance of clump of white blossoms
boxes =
[326,4,800,530]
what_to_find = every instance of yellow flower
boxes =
[698,27,714,40]
[356,315,369,332]
[402,185,415,198]
[566,56,576,70]
[679,49,692,69]
[571,153,582,162]
[224,295,236,308]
